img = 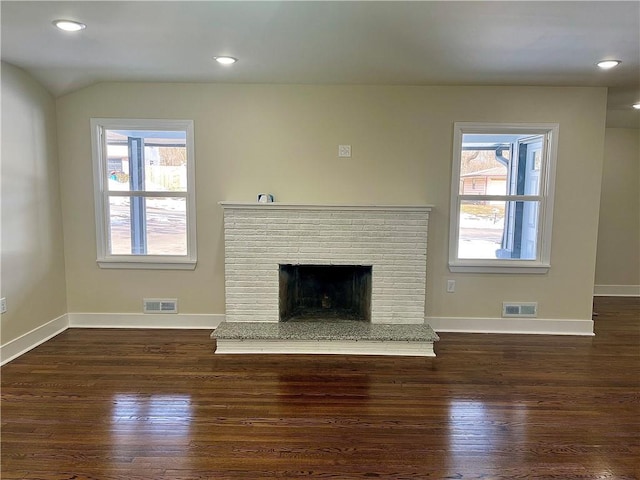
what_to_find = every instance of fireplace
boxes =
[279,264,372,322]
[216,202,437,356]
[220,202,431,324]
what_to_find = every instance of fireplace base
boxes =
[212,321,439,356]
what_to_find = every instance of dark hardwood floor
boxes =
[2,296,638,480]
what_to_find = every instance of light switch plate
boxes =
[338,145,351,157]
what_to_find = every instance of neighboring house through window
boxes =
[449,122,559,273]
[91,118,197,269]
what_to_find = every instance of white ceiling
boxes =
[2,1,639,127]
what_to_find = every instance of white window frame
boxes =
[91,118,197,270]
[449,122,559,274]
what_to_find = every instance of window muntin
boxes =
[449,123,558,273]
[92,119,196,269]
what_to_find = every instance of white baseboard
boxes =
[594,284,640,297]
[0,311,595,366]
[68,312,225,329]
[1,313,225,365]
[426,316,594,336]
[1,314,69,366]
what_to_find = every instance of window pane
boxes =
[516,137,543,196]
[460,133,544,196]
[108,197,131,255]
[146,197,187,255]
[108,196,187,255]
[459,146,508,195]
[106,129,187,192]
[458,200,539,260]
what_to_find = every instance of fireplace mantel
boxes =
[219,202,433,213]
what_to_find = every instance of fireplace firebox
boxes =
[279,264,372,322]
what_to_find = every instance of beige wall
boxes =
[595,128,640,288]
[55,82,607,323]
[1,62,67,344]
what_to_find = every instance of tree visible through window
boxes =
[449,123,558,273]
[91,119,196,269]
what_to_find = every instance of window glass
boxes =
[108,197,131,255]
[458,200,539,260]
[106,130,188,193]
[145,197,187,256]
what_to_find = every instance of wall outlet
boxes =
[0,297,6,314]
[446,280,456,293]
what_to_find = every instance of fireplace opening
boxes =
[279,264,372,322]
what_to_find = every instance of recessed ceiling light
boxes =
[214,56,238,65]
[53,19,86,32]
[633,103,640,110]
[596,60,621,70]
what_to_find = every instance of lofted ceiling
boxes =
[2,1,639,127]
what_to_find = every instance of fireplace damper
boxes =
[279,265,372,322]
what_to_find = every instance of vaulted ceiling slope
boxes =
[2,1,638,127]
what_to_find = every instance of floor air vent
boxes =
[144,298,178,314]
[502,302,537,318]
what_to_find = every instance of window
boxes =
[449,123,558,273]
[91,118,196,269]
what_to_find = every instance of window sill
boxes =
[449,263,550,274]
[97,260,197,270]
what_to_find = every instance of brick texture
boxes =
[222,205,430,324]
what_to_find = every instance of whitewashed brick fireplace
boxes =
[220,202,432,325]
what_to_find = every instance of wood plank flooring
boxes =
[2,296,638,479]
